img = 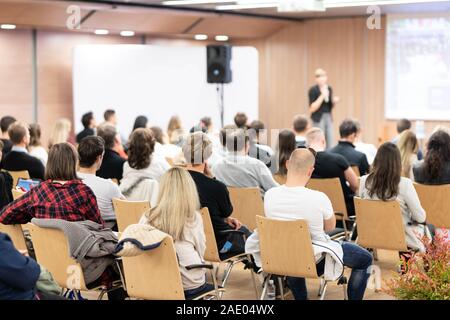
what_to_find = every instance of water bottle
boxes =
[266,280,276,300]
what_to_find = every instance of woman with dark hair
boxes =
[28,123,48,166]
[413,130,450,184]
[359,142,430,252]
[119,128,167,205]
[0,142,103,225]
[271,130,296,178]
[132,115,148,132]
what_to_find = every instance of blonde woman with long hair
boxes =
[48,118,72,149]
[397,129,419,179]
[139,167,213,298]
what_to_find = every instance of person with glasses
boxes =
[309,68,340,149]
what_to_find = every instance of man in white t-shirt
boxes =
[263,148,372,300]
[77,136,125,229]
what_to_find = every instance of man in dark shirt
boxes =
[330,119,370,176]
[308,68,339,149]
[2,122,45,180]
[183,131,251,260]
[76,111,96,144]
[0,116,16,164]
[96,124,125,181]
[306,127,359,216]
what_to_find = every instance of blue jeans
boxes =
[184,282,215,300]
[286,242,373,300]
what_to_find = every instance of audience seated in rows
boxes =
[306,127,359,216]
[139,167,213,298]
[0,141,13,209]
[397,129,419,180]
[28,123,48,167]
[292,114,311,148]
[248,120,273,168]
[0,142,103,225]
[270,129,296,176]
[330,119,370,176]
[1,122,45,180]
[183,132,251,259]
[212,127,278,197]
[77,136,125,229]
[359,142,430,252]
[0,116,16,162]
[413,130,450,184]
[119,128,161,206]
[250,148,372,300]
[96,124,126,181]
[76,112,96,144]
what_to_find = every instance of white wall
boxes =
[73,44,259,136]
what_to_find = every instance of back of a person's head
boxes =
[397,118,411,134]
[234,112,248,129]
[128,128,155,170]
[97,124,117,150]
[339,119,358,139]
[0,116,17,134]
[145,167,199,241]
[133,115,148,132]
[81,112,94,129]
[277,131,301,175]
[182,132,212,165]
[287,148,315,175]
[225,127,249,153]
[293,114,309,134]
[200,116,212,130]
[167,116,182,132]
[219,124,237,147]
[29,123,42,147]
[104,109,116,122]
[305,127,324,147]
[8,121,28,145]
[397,129,418,153]
[150,126,164,144]
[78,136,105,168]
[49,118,71,148]
[424,130,450,179]
[367,142,401,200]
[45,142,78,181]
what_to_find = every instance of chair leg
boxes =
[210,265,221,300]
[260,274,271,300]
[319,281,328,300]
[98,289,106,300]
[342,282,348,300]
[277,277,285,300]
[220,261,237,288]
[373,249,379,261]
[318,278,325,296]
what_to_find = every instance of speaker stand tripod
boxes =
[216,83,225,128]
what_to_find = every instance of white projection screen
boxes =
[386,14,450,120]
[73,45,258,136]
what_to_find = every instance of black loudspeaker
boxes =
[207,45,232,84]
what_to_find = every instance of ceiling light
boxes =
[163,0,235,5]
[120,30,135,37]
[215,35,229,41]
[1,24,16,30]
[94,29,109,35]
[194,34,208,40]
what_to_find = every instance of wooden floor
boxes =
[83,249,400,300]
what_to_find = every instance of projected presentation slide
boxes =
[385,15,450,120]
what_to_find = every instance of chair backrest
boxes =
[273,173,287,185]
[113,198,151,232]
[307,178,348,219]
[227,187,264,231]
[121,236,185,300]
[200,207,220,262]
[27,223,87,290]
[414,183,450,229]
[6,170,30,187]
[12,189,26,200]
[256,216,318,278]
[351,165,361,177]
[0,224,28,252]
[354,197,408,251]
